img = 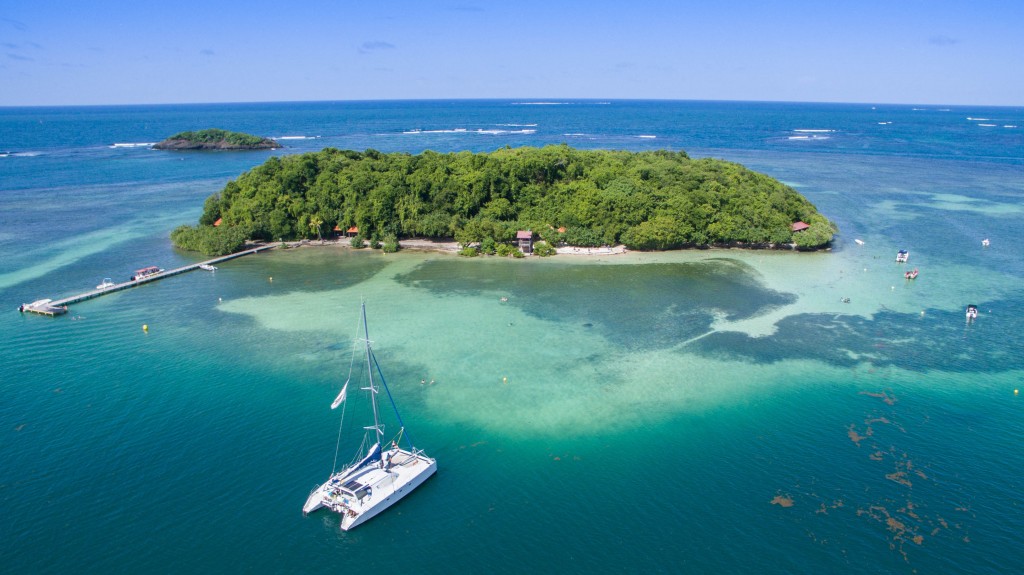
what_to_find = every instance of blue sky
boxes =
[2,0,1021,106]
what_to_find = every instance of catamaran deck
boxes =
[305,447,437,529]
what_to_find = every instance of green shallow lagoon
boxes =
[6,246,1021,574]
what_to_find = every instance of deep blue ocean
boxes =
[2,100,1023,574]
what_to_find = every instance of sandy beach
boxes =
[272,237,627,256]
[555,245,627,256]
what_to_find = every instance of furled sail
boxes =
[331,381,349,410]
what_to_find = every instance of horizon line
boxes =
[1,97,1021,111]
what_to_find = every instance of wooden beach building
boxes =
[517,230,534,254]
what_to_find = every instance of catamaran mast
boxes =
[361,302,384,464]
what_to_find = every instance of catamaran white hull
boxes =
[302,483,331,515]
[303,447,437,530]
[341,458,437,531]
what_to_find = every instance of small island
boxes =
[153,128,281,151]
[172,145,836,256]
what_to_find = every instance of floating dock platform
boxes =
[19,245,273,316]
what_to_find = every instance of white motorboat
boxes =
[19,299,68,316]
[199,264,217,271]
[302,302,437,530]
[895,249,909,263]
[96,278,115,290]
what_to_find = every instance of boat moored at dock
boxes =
[19,299,68,316]
[131,266,164,281]
[16,245,273,318]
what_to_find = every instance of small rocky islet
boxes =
[153,128,281,150]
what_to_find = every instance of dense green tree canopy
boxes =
[175,145,835,255]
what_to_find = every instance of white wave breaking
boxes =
[110,142,155,148]
[402,128,536,135]
[510,101,608,106]
[272,135,320,140]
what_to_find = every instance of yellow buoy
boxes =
[503,377,508,384]
[1015,389,1019,395]
[142,324,148,331]
[269,276,273,282]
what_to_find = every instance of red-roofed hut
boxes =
[791,221,810,232]
[213,218,222,227]
[517,230,534,254]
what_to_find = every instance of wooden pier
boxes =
[20,244,274,316]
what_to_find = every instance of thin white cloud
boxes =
[0,17,28,31]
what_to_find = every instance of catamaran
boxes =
[302,303,437,530]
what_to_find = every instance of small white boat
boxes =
[19,299,68,316]
[966,305,978,321]
[854,239,865,245]
[982,238,990,247]
[895,249,909,263]
[303,303,437,530]
[96,278,115,290]
[199,264,217,271]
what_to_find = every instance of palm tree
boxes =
[307,214,323,241]
[309,215,323,243]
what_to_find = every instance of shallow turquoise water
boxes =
[2,100,1023,574]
